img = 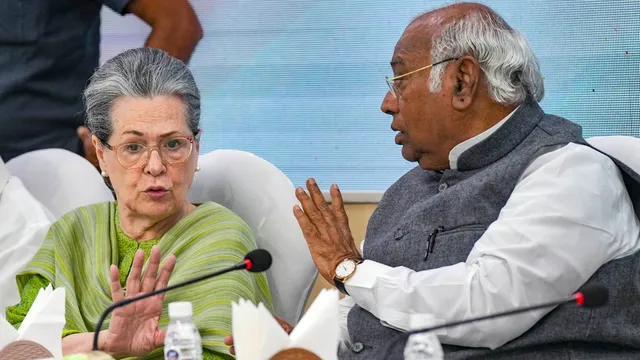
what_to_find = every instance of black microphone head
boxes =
[244,249,272,273]
[576,283,609,308]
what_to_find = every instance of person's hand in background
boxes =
[77,126,99,169]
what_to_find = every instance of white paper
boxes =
[232,289,340,360]
[18,285,50,333]
[287,289,339,360]
[0,285,65,359]
[257,303,289,359]
[232,299,258,360]
[0,315,17,350]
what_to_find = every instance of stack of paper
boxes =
[0,285,66,359]
[232,289,340,360]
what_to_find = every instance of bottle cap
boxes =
[168,301,193,318]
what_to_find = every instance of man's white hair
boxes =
[427,9,545,106]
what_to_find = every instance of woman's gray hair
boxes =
[427,9,544,106]
[84,47,200,142]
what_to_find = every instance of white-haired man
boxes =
[293,2,640,359]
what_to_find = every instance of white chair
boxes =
[0,159,53,316]
[586,136,640,173]
[3,149,112,312]
[190,150,317,325]
[5,149,114,219]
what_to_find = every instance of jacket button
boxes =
[394,228,405,240]
[352,342,364,353]
[438,182,448,191]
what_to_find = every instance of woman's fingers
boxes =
[141,246,162,293]
[125,249,145,297]
[154,255,177,292]
[224,335,233,346]
[224,335,236,355]
[154,328,168,348]
[110,265,124,303]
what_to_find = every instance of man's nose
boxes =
[381,91,398,116]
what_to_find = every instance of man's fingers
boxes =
[77,126,90,141]
[77,127,99,167]
[275,316,293,334]
[295,186,327,228]
[110,265,124,303]
[330,184,352,237]
[293,205,322,242]
[306,178,336,223]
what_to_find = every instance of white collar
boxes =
[0,156,9,194]
[448,106,520,170]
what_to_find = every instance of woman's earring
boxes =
[195,166,201,173]
[101,170,108,177]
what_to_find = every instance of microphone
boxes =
[380,283,608,359]
[92,249,272,352]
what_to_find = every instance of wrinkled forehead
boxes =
[110,95,191,139]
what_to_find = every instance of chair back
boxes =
[189,150,317,324]
[587,136,640,173]
[5,149,114,219]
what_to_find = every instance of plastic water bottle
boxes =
[164,302,203,360]
[403,314,444,360]
[403,332,444,359]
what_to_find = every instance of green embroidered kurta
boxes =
[6,201,272,359]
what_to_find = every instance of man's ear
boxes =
[451,56,481,110]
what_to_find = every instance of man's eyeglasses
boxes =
[101,132,200,170]
[385,58,457,98]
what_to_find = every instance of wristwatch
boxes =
[333,257,363,295]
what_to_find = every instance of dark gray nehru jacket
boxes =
[340,97,640,360]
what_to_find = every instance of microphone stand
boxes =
[379,295,575,360]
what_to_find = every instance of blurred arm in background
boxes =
[127,0,204,63]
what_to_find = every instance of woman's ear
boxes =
[194,130,202,153]
[92,135,107,172]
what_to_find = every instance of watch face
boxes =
[335,259,356,278]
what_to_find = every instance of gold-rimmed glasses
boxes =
[385,58,458,98]
[101,132,200,170]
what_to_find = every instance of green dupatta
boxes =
[16,201,273,359]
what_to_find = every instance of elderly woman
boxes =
[5,48,272,359]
